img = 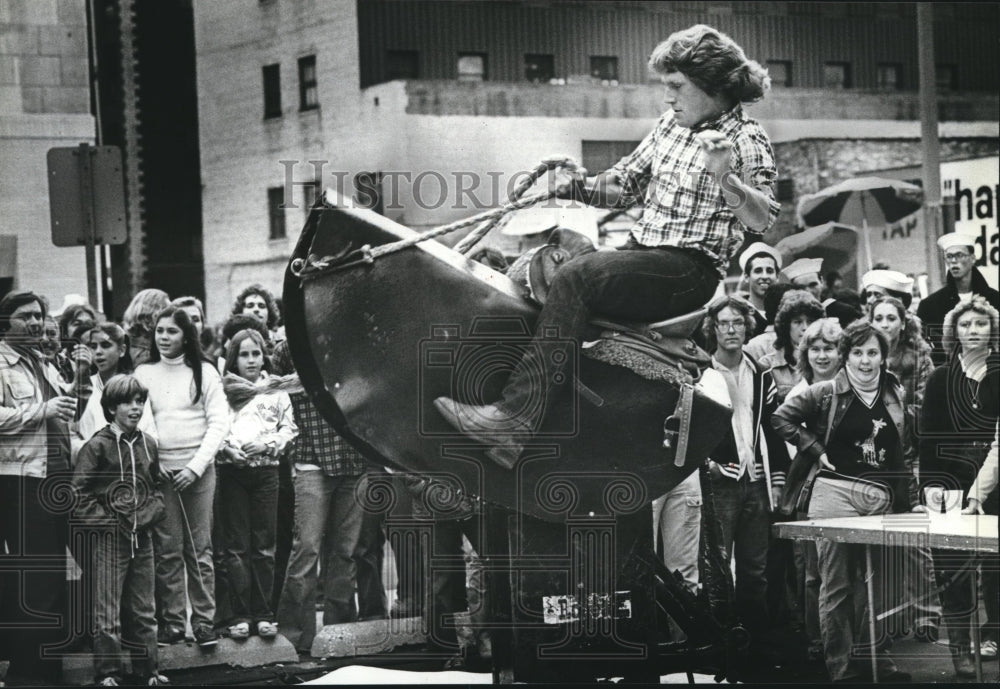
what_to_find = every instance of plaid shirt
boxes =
[610,105,780,277]
[287,391,368,478]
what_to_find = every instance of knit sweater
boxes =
[134,355,229,477]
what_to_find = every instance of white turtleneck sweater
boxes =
[134,355,229,477]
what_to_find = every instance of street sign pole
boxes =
[76,143,100,309]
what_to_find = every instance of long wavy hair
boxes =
[232,284,280,330]
[146,306,205,403]
[701,295,755,353]
[942,295,1000,358]
[773,291,825,366]
[648,24,770,104]
[867,296,928,357]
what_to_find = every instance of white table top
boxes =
[773,513,998,553]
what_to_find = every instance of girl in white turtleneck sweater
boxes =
[134,306,230,646]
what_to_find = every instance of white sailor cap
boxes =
[937,232,977,252]
[738,242,783,272]
[781,257,824,283]
[861,269,913,295]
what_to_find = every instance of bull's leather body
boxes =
[284,200,731,522]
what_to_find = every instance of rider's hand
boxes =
[818,453,835,471]
[697,130,733,179]
[962,498,983,515]
[544,157,589,200]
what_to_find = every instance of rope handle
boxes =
[291,157,582,279]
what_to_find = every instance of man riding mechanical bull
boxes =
[435,24,782,468]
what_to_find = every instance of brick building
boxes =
[0,0,92,306]
[193,0,998,322]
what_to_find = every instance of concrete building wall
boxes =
[0,0,93,306]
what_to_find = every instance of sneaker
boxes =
[193,625,218,648]
[257,621,278,638]
[145,674,170,686]
[981,639,997,658]
[97,678,120,687]
[156,626,185,646]
[228,622,250,641]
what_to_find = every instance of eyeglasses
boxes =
[944,252,971,263]
[716,320,747,332]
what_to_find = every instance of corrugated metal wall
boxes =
[357,1,998,92]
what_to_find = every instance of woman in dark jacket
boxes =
[919,295,1000,675]
[773,320,917,683]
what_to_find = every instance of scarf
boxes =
[959,346,991,384]
[846,366,881,408]
[222,372,305,411]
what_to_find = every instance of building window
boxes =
[386,50,419,80]
[298,55,318,110]
[590,56,618,82]
[936,64,957,91]
[302,180,320,213]
[766,60,791,87]
[268,187,286,240]
[582,140,642,174]
[262,63,281,119]
[876,63,902,91]
[823,61,851,89]
[457,53,487,82]
[525,54,554,83]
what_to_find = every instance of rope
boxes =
[290,157,579,280]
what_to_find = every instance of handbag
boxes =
[778,380,837,517]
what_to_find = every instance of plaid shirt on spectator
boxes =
[610,104,780,277]
[287,391,368,477]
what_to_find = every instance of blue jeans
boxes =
[653,471,702,593]
[216,465,279,626]
[276,471,366,651]
[499,243,719,428]
[704,473,770,634]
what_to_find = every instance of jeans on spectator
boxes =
[91,528,158,681]
[900,543,942,633]
[277,471,366,651]
[0,476,69,683]
[153,464,217,632]
[217,465,279,626]
[426,518,482,654]
[809,476,897,682]
[272,458,295,614]
[498,244,719,429]
[705,472,770,634]
[796,519,822,655]
[354,500,388,620]
[654,471,702,592]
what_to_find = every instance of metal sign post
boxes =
[47,143,127,309]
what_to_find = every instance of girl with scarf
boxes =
[216,329,297,641]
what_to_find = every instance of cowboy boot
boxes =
[433,398,528,469]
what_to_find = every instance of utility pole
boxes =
[917,3,944,292]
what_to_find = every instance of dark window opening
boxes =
[936,64,957,91]
[876,63,902,91]
[262,63,281,118]
[355,172,384,215]
[298,55,318,110]
[767,60,792,87]
[823,62,851,89]
[582,140,642,174]
[525,53,554,83]
[386,50,419,80]
[268,187,286,239]
[457,53,487,81]
[590,56,618,82]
